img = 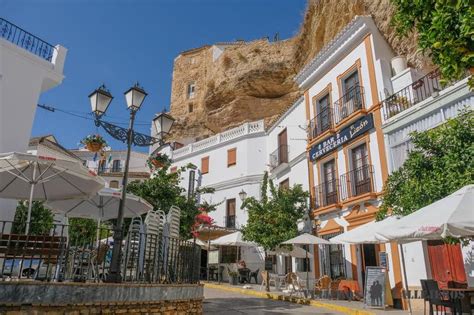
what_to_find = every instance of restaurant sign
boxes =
[309,113,374,161]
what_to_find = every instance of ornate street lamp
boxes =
[152,111,175,139]
[238,189,247,202]
[88,83,173,283]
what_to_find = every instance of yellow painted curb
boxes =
[203,282,375,315]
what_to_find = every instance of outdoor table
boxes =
[441,287,474,314]
[270,274,286,291]
[338,279,360,300]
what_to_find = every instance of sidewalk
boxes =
[203,282,421,315]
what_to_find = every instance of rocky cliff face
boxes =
[168,0,430,143]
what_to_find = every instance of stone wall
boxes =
[0,282,203,315]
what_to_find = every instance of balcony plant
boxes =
[81,134,107,152]
[386,95,410,118]
[147,152,171,169]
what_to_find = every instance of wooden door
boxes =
[427,241,467,288]
[278,129,288,164]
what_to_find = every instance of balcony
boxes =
[313,179,340,210]
[0,18,56,62]
[224,215,236,229]
[97,167,123,175]
[334,85,365,124]
[269,145,289,169]
[308,107,334,140]
[382,69,445,120]
[340,164,375,201]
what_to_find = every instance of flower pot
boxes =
[391,56,407,75]
[229,275,238,285]
[86,142,103,152]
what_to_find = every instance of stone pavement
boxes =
[204,286,344,314]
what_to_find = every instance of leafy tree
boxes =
[127,163,219,238]
[241,172,309,251]
[12,201,54,235]
[391,0,473,87]
[378,109,474,220]
[68,218,98,245]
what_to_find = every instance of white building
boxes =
[295,15,408,307]
[0,18,67,222]
[71,149,150,189]
[381,64,474,295]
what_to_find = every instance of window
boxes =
[201,156,209,174]
[340,70,362,119]
[111,160,121,172]
[317,94,331,132]
[188,103,194,113]
[226,198,236,228]
[320,233,346,279]
[277,128,288,164]
[190,57,196,65]
[187,82,196,99]
[343,70,359,95]
[227,148,237,167]
[220,246,239,263]
[279,178,290,190]
[109,180,119,189]
[350,143,371,195]
[296,245,311,272]
[98,160,106,173]
[322,159,337,205]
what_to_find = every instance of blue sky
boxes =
[2,0,306,152]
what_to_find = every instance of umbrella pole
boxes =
[306,247,310,299]
[398,243,412,315]
[96,218,101,246]
[25,163,37,235]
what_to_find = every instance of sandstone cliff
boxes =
[168,0,430,143]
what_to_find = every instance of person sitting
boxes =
[237,260,246,269]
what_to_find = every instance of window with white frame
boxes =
[187,82,196,99]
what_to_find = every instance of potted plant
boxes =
[81,134,107,152]
[228,270,239,285]
[147,152,171,169]
[386,95,410,118]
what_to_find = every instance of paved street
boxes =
[203,287,343,314]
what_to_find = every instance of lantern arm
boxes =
[95,117,165,147]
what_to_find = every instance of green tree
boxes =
[391,0,473,87]
[378,109,474,220]
[127,163,219,238]
[241,172,309,251]
[12,201,54,235]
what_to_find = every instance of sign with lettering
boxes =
[309,113,374,161]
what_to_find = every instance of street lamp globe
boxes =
[89,85,113,117]
[239,189,247,201]
[153,111,175,138]
[124,83,147,111]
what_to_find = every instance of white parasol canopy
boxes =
[45,187,153,220]
[212,231,257,247]
[379,185,474,241]
[269,246,313,259]
[330,216,400,244]
[281,233,331,245]
[0,152,105,234]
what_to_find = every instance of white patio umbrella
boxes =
[212,231,257,247]
[45,187,153,243]
[269,246,313,259]
[330,216,400,244]
[379,185,474,241]
[281,233,331,297]
[0,152,105,234]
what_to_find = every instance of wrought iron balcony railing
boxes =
[269,145,289,169]
[97,167,124,174]
[224,215,236,229]
[382,69,443,120]
[313,179,340,210]
[334,85,365,124]
[0,18,56,62]
[340,164,375,200]
[308,107,334,140]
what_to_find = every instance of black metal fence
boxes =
[309,107,333,140]
[0,221,200,284]
[0,18,56,62]
[340,164,375,200]
[224,215,236,229]
[313,179,340,209]
[334,86,365,124]
[269,145,289,169]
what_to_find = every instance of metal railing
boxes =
[334,85,365,124]
[382,69,444,120]
[340,164,375,200]
[97,167,124,174]
[0,18,56,62]
[269,145,289,169]
[309,107,333,140]
[224,215,236,229]
[313,179,340,209]
[0,221,200,284]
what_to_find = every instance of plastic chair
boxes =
[249,268,259,284]
[425,279,456,315]
[329,279,342,300]
[315,275,331,299]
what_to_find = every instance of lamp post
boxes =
[238,189,247,202]
[88,83,175,283]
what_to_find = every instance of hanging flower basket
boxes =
[81,135,107,153]
[147,153,171,170]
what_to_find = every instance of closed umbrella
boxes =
[45,187,153,243]
[0,152,105,234]
[379,185,474,241]
[282,233,331,297]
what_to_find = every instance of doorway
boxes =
[361,244,378,288]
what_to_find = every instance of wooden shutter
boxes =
[226,199,236,216]
[227,148,237,167]
[201,156,209,174]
